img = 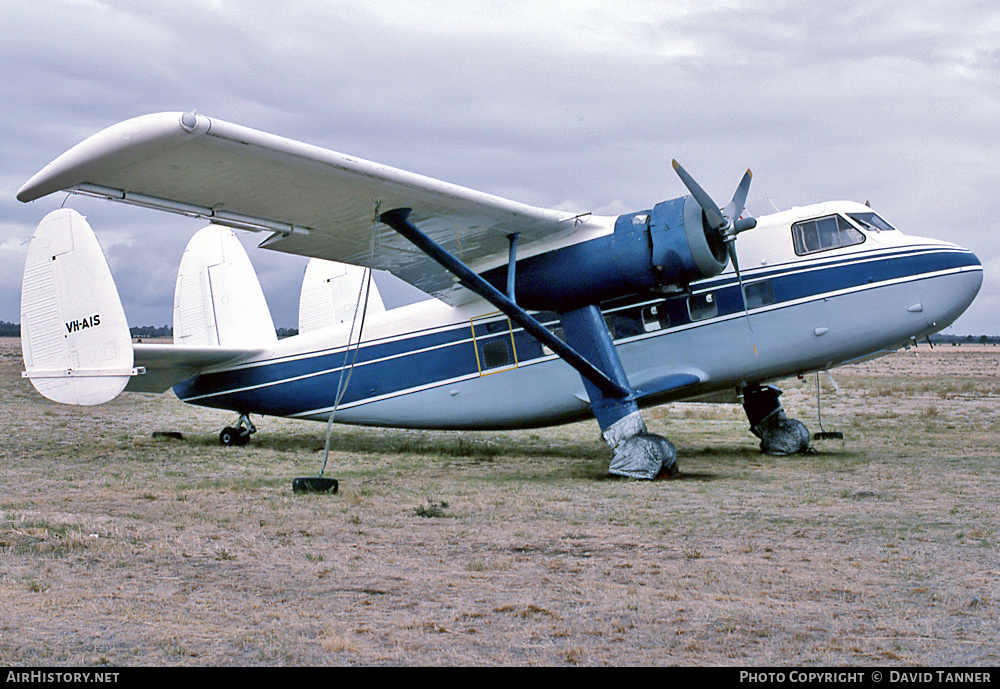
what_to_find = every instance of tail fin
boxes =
[298,259,385,334]
[173,226,277,347]
[20,209,137,405]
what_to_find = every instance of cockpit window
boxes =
[791,215,866,256]
[847,212,896,232]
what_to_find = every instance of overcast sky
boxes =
[2,0,998,334]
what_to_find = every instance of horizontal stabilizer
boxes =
[20,209,138,405]
[298,259,385,334]
[127,342,265,393]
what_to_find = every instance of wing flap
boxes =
[18,112,586,303]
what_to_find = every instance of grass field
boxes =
[1,338,999,666]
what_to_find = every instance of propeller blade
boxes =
[729,237,757,346]
[672,160,726,230]
[671,159,759,352]
[724,169,753,225]
[728,241,748,312]
[727,240,741,279]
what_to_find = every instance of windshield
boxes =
[848,211,897,232]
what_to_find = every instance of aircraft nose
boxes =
[967,248,984,294]
[961,245,983,290]
[924,244,983,331]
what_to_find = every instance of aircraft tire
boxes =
[608,432,677,480]
[220,427,239,446]
[756,412,811,456]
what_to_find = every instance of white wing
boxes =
[19,112,597,304]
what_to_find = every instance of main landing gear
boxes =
[219,414,256,446]
[741,384,812,455]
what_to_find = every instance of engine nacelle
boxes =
[483,194,729,311]
[648,194,730,283]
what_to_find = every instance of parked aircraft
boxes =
[16,112,983,480]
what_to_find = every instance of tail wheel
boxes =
[219,427,239,446]
[220,427,251,446]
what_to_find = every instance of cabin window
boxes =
[606,312,644,340]
[641,302,671,332]
[743,279,775,309]
[848,211,896,233]
[688,292,718,321]
[481,339,513,369]
[791,215,866,255]
[471,313,518,372]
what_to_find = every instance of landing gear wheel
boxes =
[608,432,678,480]
[741,384,811,455]
[219,414,256,446]
[219,427,242,446]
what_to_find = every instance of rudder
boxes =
[20,209,136,405]
[173,226,277,347]
[298,258,384,334]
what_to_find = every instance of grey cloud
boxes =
[3,0,999,332]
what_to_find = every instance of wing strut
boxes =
[506,233,519,302]
[379,208,631,399]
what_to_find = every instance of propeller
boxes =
[672,160,759,345]
[671,159,756,277]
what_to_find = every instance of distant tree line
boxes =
[0,321,19,337]
[130,325,172,339]
[928,333,1000,346]
[129,325,300,339]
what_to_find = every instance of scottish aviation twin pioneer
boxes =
[16,112,983,479]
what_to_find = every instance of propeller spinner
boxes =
[671,160,756,280]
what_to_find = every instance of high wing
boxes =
[17,112,593,304]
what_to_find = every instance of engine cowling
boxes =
[481,194,729,312]
[648,194,730,283]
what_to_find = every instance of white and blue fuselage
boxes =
[171,201,982,430]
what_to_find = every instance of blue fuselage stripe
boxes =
[172,247,979,417]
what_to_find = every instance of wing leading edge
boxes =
[18,112,595,304]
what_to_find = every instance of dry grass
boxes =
[1,338,999,666]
